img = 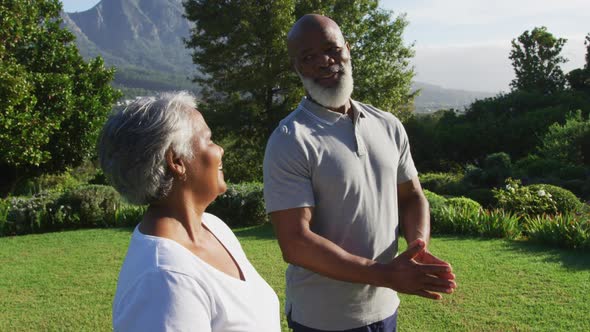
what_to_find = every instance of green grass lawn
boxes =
[1,224,589,331]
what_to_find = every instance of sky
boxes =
[61,0,589,93]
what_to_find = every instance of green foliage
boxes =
[494,178,558,216]
[4,191,61,235]
[114,205,147,228]
[447,197,481,213]
[524,213,590,250]
[509,26,567,94]
[50,185,122,229]
[464,152,513,188]
[419,172,467,196]
[464,188,497,208]
[538,110,590,166]
[431,207,521,239]
[0,0,121,196]
[423,189,447,210]
[527,184,584,214]
[206,182,268,228]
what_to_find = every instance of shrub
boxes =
[494,178,558,216]
[527,184,584,214]
[51,185,122,228]
[12,171,82,196]
[538,110,590,166]
[447,197,481,213]
[431,206,520,239]
[465,188,497,208]
[115,205,147,228]
[420,172,467,196]
[4,191,61,235]
[524,213,590,250]
[206,182,267,228]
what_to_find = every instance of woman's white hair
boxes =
[98,91,198,205]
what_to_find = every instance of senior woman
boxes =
[99,92,280,331]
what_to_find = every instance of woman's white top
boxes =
[112,213,281,332]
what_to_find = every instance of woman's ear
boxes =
[165,148,187,181]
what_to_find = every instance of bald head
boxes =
[287,14,346,58]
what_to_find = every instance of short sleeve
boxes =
[393,118,418,183]
[113,270,212,332]
[263,125,315,213]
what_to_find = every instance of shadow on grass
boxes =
[503,240,590,271]
[232,222,276,240]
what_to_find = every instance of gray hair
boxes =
[98,91,198,205]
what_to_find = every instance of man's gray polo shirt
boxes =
[263,97,418,330]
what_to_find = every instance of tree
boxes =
[184,0,415,182]
[566,33,590,93]
[0,0,121,196]
[509,27,567,94]
[585,33,590,69]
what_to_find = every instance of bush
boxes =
[206,182,267,228]
[465,188,497,208]
[420,172,468,196]
[527,184,584,214]
[524,213,590,250]
[494,178,558,216]
[115,205,147,228]
[464,152,513,188]
[12,171,82,196]
[447,197,481,213]
[431,206,520,239]
[50,185,122,229]
[4,191,61,235]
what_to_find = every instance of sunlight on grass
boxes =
[1,225,588,331]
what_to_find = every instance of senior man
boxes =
[263,14,456,332]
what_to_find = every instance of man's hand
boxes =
[414,245,456,281]
[376,239,457,300]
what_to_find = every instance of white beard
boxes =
[297,62,354,109]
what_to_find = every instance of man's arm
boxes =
[271,207,455,299]
[398,177,456,282]
[398,177,430,245]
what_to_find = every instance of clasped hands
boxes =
[377,239,456,300]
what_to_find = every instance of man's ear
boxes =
[165,148,186,180]
[346,41,351,52]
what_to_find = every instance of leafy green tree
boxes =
[567,33,590,93]
[538,110,590,166]
[0,0,121,196]
[509,27,567,94]
[184,0,415,182]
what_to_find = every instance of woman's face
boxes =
[185,110,226,201]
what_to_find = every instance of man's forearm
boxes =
[400,192,431,245]
[277,226,388,287]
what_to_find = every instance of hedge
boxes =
[1,182,268,237]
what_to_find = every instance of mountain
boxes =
[63,0,496,108]
[62,0,196,95]
[412,82,496,113]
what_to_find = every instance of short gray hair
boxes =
[98,91,198,205]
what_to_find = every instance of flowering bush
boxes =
[494,178,558,216]
[527,184,583,214]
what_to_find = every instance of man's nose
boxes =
[317,54,336,67]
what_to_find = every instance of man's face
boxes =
[291,26,351,89]
[291,25,354,108]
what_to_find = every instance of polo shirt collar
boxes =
[299,97,365,126]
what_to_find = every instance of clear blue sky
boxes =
[61,0,589,92]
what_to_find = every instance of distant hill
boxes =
[412,82,496,113]
[63,0,496,108]
[62,0,196,96]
